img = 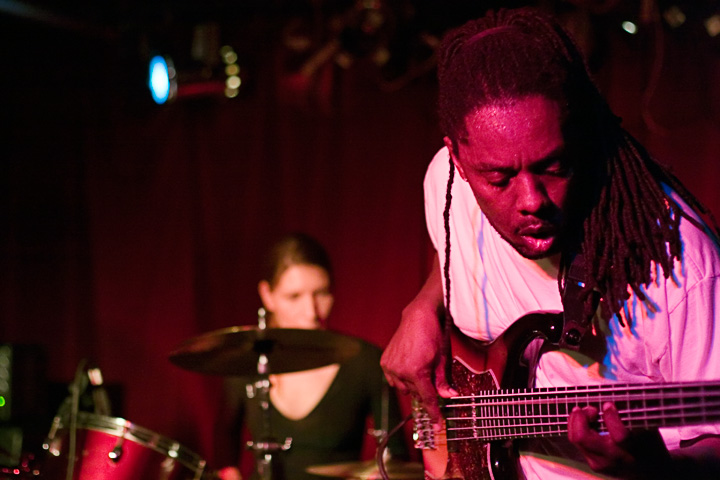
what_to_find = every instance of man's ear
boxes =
[443,136,467,181]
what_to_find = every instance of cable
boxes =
[375,412,413,480]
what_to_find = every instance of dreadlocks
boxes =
[437,7,718,324]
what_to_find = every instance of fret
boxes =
[491,391,499,440]
[492,391,499,436]
[659,385,666,431]
[501,389,508,440]
[480,393,486,439]
[473,388,485,438]
[536,390,543,436]
[515,389,521,435]
[624,382,634,428]
[525,390,532,437]
[558,389,567,436]
[480,389,487,440]
[471,389,478,440]
[642,386,649,430]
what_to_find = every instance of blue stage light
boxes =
[148,55,176,104]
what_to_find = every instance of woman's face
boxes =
[258,264,334,329]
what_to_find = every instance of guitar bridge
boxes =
[411,398,436,449]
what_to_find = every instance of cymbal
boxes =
[306,460,424,480]
[169,326,362,377]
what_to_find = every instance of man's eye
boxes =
[485,173,511,187]
[543,159,572,177]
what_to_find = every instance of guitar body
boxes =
[418,311,720,479]
[420,312,563,480]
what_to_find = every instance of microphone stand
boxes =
[43,360,114,480]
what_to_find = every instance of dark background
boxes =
[2,0,719,473]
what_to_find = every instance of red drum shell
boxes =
[42,412,206,480]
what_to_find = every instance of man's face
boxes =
[446,95,575,259]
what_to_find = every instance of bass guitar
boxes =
[413,312,720,480]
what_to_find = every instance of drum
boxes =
[42,411,206,480]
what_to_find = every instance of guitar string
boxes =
[415,382,720,442]
[440,403,720,442]
[432,385,720,442]
[444,408,720,442]
[444,380,720,399]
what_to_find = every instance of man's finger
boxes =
[384,373,405,394]
[568,406,599,444]
[601,403,629,445]
[434,354,458,397]
[415,378,443,425]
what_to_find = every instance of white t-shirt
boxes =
[424,147,720,479]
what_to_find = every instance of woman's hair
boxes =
[437,7,717,323]
[260,232,334,289]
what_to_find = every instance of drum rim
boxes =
[49,411,207,474]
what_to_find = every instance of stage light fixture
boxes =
[148,55,176,104]
[220,45,242,99]
[663,6,686,28]
[146,44,242,104]
[622,21,639,35]
[705,14,720,38]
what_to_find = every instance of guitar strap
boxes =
[525,252,596,388]
[559,252,597,351]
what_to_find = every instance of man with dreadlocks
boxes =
[381,6,720,480]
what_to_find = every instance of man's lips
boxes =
[517,223,555,238]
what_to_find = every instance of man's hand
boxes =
[568,402,672,478]
[380,254,456,425]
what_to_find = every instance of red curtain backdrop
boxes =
[2,4,719,470]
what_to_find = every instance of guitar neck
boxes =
[444,381,720,443]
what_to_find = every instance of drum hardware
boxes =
[63,359,91,480]
[169,308,367,480]
[167,309,362,377]
[367,376,391,449]
[41,411,207,480]
[245,308,291,480]
[305,459,424,480]
[44,360,114,479]
[42,360,207,480]
[86,365,111,417]
[108,432,126,462]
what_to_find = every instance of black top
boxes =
[214,340,407,480]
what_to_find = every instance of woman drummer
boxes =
[213,233,406,480]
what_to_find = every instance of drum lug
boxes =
[108,436,126,463]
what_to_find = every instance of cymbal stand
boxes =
[245,308,292,480]
[368,377,391,463]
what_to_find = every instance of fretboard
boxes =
[443,381,720,443]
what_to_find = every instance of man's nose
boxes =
[517,175,550,214]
